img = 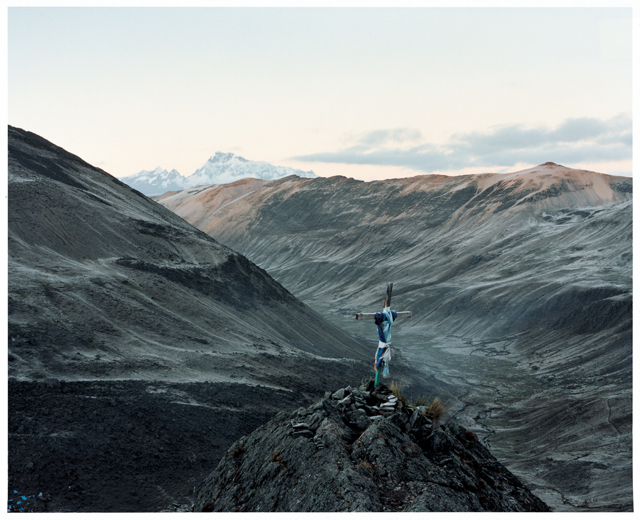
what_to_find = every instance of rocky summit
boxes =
[192,382,550,512]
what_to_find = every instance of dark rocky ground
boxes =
[8,378,297,512]
[7,356,442,513]
[193,381,550,512]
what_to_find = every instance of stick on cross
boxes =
[354,282,412,321]
[355,283,412,387]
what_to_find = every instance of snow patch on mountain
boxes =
[122,153,317,196]
[120,167,187,195]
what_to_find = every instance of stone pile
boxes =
[192,381,550,512]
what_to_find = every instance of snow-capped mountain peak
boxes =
[120,167,187,195]
[121,152,318,195]
[206,152,249,164]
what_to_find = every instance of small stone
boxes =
[332,388,347,400]
[292,429,313,438]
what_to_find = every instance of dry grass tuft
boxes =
[389,381,408,404]
[465,429,478,442]
[390,382,449,422]
[272,448,286,467]
[231,443,244,458]
[423,396,448,422]
[412,395,430,408]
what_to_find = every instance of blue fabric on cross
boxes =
[374,307,397,343]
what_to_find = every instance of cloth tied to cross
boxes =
[374,306,397,376]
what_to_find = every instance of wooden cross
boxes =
[355,283,411,387]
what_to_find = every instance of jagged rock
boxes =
[192,383,550,512]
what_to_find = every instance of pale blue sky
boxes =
[8,6,632,180]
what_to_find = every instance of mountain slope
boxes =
[156,162,632,511]
[121,152,317,195]
[7,126,388,512]
[8,126,369,382]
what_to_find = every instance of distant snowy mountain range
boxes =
[120,152,317,195]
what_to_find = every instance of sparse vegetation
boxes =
[465,429,478,442]
[412,395,430,408]
[231,443,244,458]
[272,448,286,467]
[390,382,449,422]
[423,396,448,422]
[389,381,408,404]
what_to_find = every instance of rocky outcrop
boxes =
[192,382,550,512]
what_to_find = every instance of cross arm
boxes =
[355,311,412,320]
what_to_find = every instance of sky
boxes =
[7,5,634,181]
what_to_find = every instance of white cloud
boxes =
[293,115,631,173]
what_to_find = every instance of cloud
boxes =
[351,128,424,148]
[292,115,631,173]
